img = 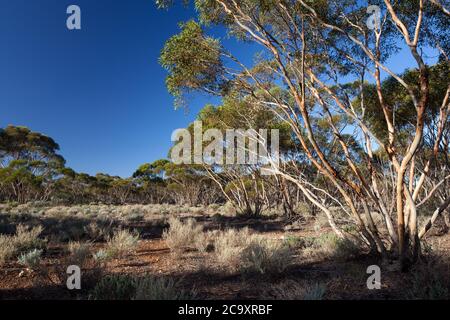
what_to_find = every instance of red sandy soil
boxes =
[1,216,449,300]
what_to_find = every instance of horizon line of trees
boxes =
[0,125,223,206]
[0,125,309,212]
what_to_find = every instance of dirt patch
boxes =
[1,213,449,300]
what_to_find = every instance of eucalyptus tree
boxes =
[158,0,450,268]
[133,160,170,203]
[0,125,65,203]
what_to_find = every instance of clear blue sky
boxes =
[0,0,438,177]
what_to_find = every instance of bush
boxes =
[267,280,327,300]
[91,274,195,300]
[302,233,360,261]
[163,217,203,254]
[194,230,216,253]
[0,235,16,266]
[407,256,449,299]
[14,224,44,252]
[84,220,115,241]
[0,224,45,266]
[240,238,294,274]
[93,249,113,262]
[106,229,139,258]
[18,249,43,269]
[90,274,136,300]
[68,242,91,266]
[134,275,195,300]
[284,235,315,248]
[316,233,360,260]
[214,228,253,270]
[303,283,327,300]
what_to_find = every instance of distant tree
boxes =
[133,160,170,203]
[0,126,65,203]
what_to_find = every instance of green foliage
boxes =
[160,20,224,106]
[314,233,360,260]
[284,235,315,249]
[302,283,327,300]
[93,249,113,262]
[354,63,450,143]
[0,224,45,266]
[268,280,327,300]
[90,274,137,300]
[91,274,195,300]
[68,242,91,266]
[17,249,43,269]
[0,125,65,203]
[406,256,450,300]
[134,276,195,300]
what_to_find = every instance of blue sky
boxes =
[0,0,438,177]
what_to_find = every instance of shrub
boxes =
[106,229,139,258]
[304,233,360,261]
[194,230,216,253]
[240,238,294,274]
[407,256,449,299]
[68,242,91,266]
[91,274,195,300]
[134,275,195,300]
[284,235,315,248]
[294,202,312,217]
[90,274,136,300]
[0,224,45,266]
[0,235,16,266]
[84,220,115,241]
[267,280,327,300]
[267,280,304,300]
[313,214,329,232]
[18,249,43,269]
[93,249,113,262]
[126,213,144,222]
[303,283,327,300]
[163,217,203,254]
[214,228,253,270]
[14,224,44,252]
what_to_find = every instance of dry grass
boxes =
[68,241,91,266]
[214,227,253,270]
[14,224,44,252]
[268,280,327,300]
[106,229,139,258]
[163,217,204,255]
[194,230,217,253]
[90,274,196,300]
[240,238,295,274]
[0,235,16,266]
[301,233,360,261]
[0,224,45,266]
[0,203,229,222]
[17,249,43,269]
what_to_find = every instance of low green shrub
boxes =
[91,274,196,300]
[18,249,43,269]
